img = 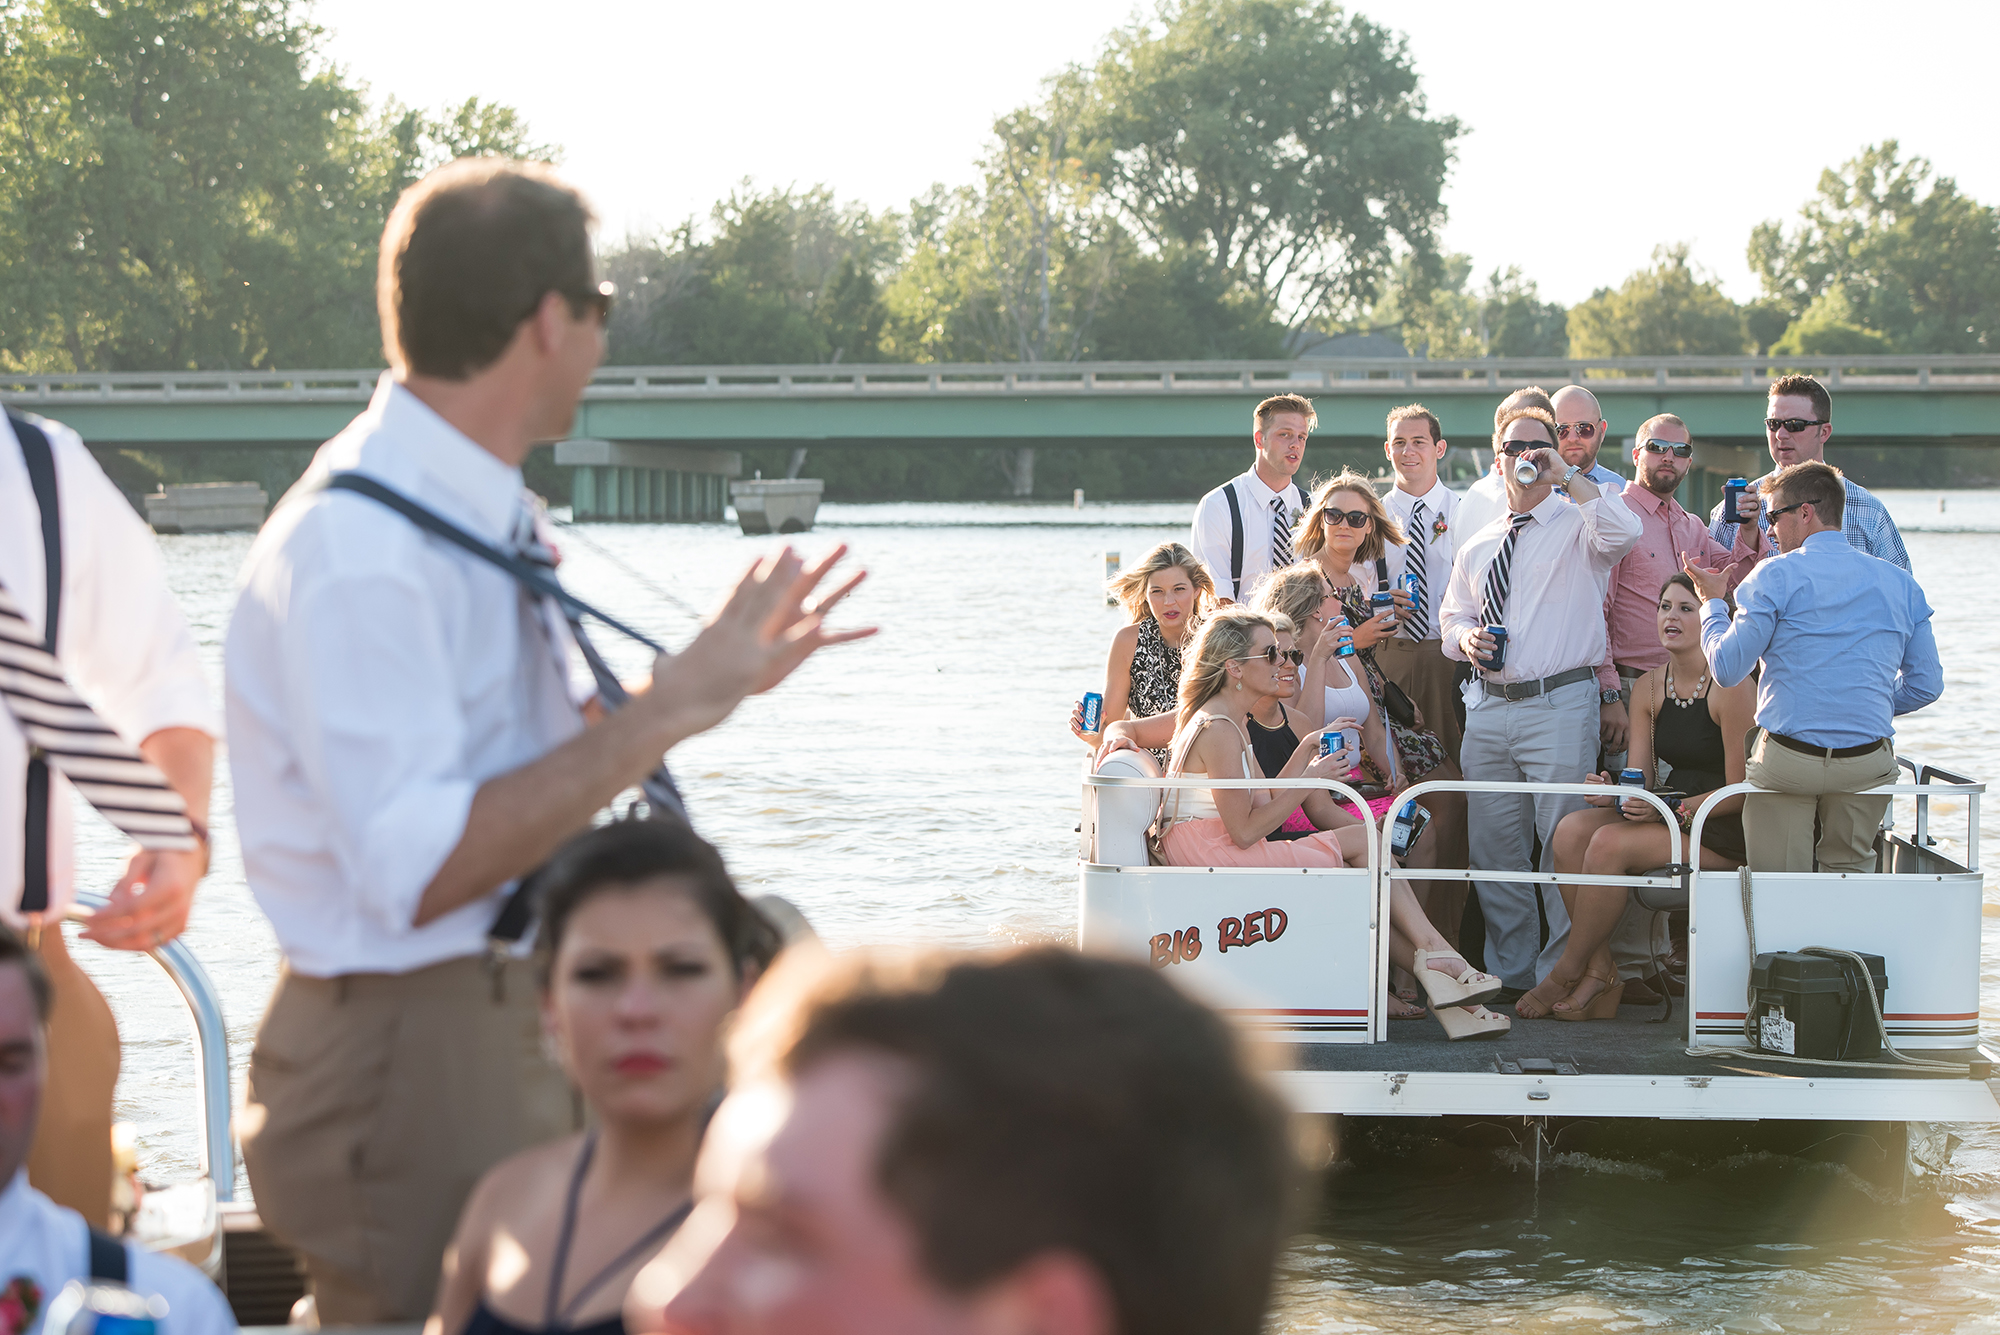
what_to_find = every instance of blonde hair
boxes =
[1252,564,1329,635]
[1177,608,1289,729]
[1294,470,1406,565]
[1107,542,1217,624]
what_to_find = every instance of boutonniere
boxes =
[0,1277,41,1335]
[1430,515,1450,543]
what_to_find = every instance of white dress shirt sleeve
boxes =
[1190,486,1236,599]
[277,560,481,936]
[52,429,219,744]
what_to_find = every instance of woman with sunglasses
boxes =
[1295,471,1474,943]
[1158,608,1509,1040]
[1519,573,1756,1021]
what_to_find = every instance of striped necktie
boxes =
[1404,500,1429,641]
[1478,512,1535,628]
[0,582,198,912]
[1271,496,1294,569]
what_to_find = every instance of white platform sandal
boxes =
[1411,948,1503,1009]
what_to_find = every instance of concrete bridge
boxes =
[9,354,1997,512]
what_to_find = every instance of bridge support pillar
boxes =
[999,446,1035,497]
[555,439,743,523]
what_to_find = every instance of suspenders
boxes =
[13,412,61,916]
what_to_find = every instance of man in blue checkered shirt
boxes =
[1707,373,1910,570]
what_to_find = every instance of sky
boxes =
[309,0,2000,309]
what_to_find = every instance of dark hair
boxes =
[1763,459,1846,528]
[0,923,50,1023]
[379,158,598,380]
[1385,403,1441,443]
[1768,373,1831,423]
[733,947,1295,1335]
[531,819,779,985]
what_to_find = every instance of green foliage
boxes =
[0,0,548,372]
[1567,244,1747,358]
[1749,141,2000,353]
[603,184,895,365]
[1071,0,1461,330]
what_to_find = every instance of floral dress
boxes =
[1334,584,1450,780]
[1127,615,1184,764]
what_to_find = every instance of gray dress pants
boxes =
[1461,676,1602,990]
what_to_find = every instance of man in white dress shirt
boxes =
[1368,404,1465,763]
[0,925,234,1335]
[1188,394,1313,603]
[0,413,215,1227]
[1441,407,1641,992]
[227,160,871,1323]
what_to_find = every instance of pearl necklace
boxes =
[1664,661,1709,709]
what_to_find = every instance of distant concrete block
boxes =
[730,478,823,535]
[145,482,267,534]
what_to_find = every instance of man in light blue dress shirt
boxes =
[1686,461,1941,873]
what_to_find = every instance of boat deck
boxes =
[1261,1012,2000,1121]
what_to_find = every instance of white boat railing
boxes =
[64,890,234,1202]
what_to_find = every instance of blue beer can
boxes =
[1722,477,1748,524]
[1081,692,1103,734]
[1482,624,1507,671]
[1619,768,1646,787]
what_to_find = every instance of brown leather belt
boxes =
[1764,729,1888,760]
[1482,664,1597,702]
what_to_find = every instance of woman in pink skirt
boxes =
[1157,608,1509,1041]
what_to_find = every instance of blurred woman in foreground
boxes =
[1156,608,1509,1040]
[429,820,779,1335]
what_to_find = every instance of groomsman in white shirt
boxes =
[0,412,215,1227]
[227,160,871,1323]
[1189,394,1313,603]
[1441,407,1641,993]
[1370,404,1465,763]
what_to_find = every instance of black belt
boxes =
[1482,664,1597,702]
[1765,729,1888,760]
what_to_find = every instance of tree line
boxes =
[2,0,1996,376]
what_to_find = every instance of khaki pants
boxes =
[241,955,577,1325]
[1372,637,1464,764]
[27,927,118,1229]
[1742,729,1898,874]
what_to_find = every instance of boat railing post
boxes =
[63,891,234,1202]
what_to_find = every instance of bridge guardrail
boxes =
[6,354,2000,406]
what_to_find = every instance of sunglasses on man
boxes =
[1320,506,1372,529]
[1641,439,1694,459]
[1232,646,1307,667]
[1765,417,1827,434]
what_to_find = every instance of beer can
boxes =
[1722,477,1748,524]
[1619,768,1646,787]
[1482,624,1507,671]
[1081,692,1103,734]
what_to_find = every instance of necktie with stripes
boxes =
[1479,512,1535,629]
[0,582,198,913]
[1271,496,1294,569]
[1404,500,1429,641]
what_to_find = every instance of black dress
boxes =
[1653,686,1747,863]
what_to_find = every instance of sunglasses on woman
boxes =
[1320,507,1371,528]
[1233,646,1306,666]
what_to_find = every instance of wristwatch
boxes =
[1599,688,1623,706]
[1559,464,1583,491]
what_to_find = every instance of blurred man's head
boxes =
[0,926,51,1185]
[1765,374,1833,469]
[1550,385,1608,470]
[637,947,1294,1335]
[1631,413,1694,497]
[378,158,610,448]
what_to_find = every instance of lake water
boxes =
[73,488,2000,1332]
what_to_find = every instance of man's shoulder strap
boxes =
[9,411,61,651]
[87,1226,128,1282]
[1221,482,1245,600]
